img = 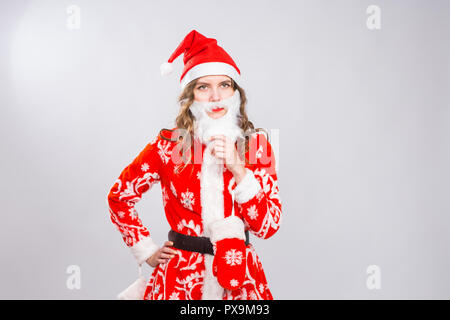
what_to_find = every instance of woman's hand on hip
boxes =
[146,241,177,268]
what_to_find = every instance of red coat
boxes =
[107,127,282,300]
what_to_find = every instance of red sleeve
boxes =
[107,135,163,265]
[233,132,282,239]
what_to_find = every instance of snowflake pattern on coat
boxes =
[107,128,282,300]
[180,189,195,210]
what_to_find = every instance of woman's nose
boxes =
[209,88,221,102]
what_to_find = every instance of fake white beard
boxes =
[189,89,244,147]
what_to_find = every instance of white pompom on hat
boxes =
[160,61,174,76]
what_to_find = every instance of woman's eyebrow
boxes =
[196,80,231,86]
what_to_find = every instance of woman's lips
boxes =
[211,107,224,112]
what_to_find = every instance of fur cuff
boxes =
[130,236,160,266]
[117,276,147,300]
[233,168,262,204]
[208,216,246,243]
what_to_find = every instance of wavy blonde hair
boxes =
[159,77,268,175]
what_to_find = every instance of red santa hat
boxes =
[160,29,241,89]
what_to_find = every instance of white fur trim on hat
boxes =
[130,236,160,266]
[180,62,240,89]
[208,215,246,243]
[233,168,262,204]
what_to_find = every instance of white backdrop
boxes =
[0,0,449,299]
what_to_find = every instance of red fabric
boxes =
[107,128,282,300]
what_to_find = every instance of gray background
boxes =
[0,0,449,299]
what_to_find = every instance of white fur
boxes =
[209,215,246,243]
[190,89,243,145]
[180,62,241,89]
[202,253,225,300]
[129,236,160,266]
[199,144,226,299]
[194,89,244,299]
[233,168,262,204]
[117,276,147,300]
[160,62,174,76]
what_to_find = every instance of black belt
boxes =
[168,229,250,255]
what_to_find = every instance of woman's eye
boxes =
[197,83,229,90]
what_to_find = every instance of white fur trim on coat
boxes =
[199,144,226,299]
[130,236,160,266]
[233,168,262,204]
[208,215,246,243]
[202,254,225,300]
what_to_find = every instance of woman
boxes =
[107,30,282,300]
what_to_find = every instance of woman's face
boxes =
[193,75,235,119]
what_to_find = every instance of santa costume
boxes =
[107,29,282,300]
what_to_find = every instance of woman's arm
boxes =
[107,135,163,265]
[233,132,282,239]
